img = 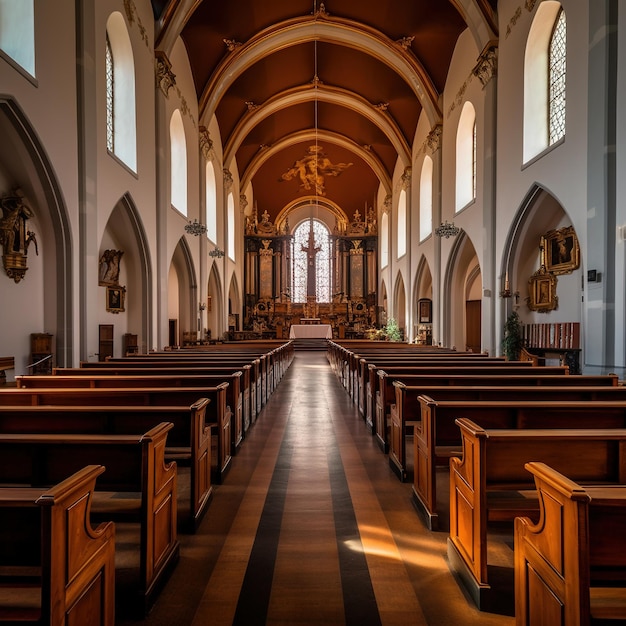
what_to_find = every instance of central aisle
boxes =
[138,351,513,626]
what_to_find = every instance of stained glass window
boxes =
[549,10,566,145]
[291,219,331,303]
[105,34,114,152]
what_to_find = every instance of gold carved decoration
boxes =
[281,145,352,196]
[0,189,38,283]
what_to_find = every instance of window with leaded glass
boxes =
[105,34,114,153]
[291,219,331,303]
[549,9,566,145]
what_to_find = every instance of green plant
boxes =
[502,311,523,360]
[384,318,403,342]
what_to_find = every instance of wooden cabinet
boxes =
[98,325,114,361]
[31,333,54,374]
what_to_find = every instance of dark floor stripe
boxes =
[232,432,294,625]
[328,437,382,626]
[233,363,380,626]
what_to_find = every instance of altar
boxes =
[289,324,333,339]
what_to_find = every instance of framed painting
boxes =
[527,269,558,312]
[106,285,125,313]
[545,226,580,275]
[418,298,432,323]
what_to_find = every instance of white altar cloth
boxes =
[289,324,332,339]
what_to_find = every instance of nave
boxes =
[125,351,513,626]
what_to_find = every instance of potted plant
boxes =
[502,311,523,360]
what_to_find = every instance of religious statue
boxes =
[99,249,124,286]
[281,145,352,196]
[0,189,38,283]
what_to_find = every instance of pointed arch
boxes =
[0,97,73,368]
[168,236,197,345]
[393,271,407,338]
[207,261,224,340]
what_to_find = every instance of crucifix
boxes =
[301,218,321,297]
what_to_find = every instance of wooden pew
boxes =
[54,364,255,430]
[353,354,510,417]
[0,401,212,531]
[0,465,115,625]
[84,356,265,419]
[0,384,232,483]
[448,418,626,613]
[0,356,14,384]
[18,370,246,454]
[0,424,178,616]
[390,382,626,481]
[412,396,626,530]
[368,364,571,447]
[515,462,626,626]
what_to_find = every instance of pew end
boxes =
[0,465,116,625]
[515,462,626,626]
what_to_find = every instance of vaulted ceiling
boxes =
[152,1,498,223]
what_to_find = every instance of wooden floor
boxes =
[120,351,514,625]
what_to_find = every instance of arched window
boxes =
[419,156,433,241]
[291,219,331,303]
[105,12,137,171]
[170,109,187,215]
[205,161,217,242]
[227,193,235,261]
[397,189,407,258]
[524,2,565,162]
[0,0,35,77]
[455,101,476,212]
[549,10,566,145]
[380,212,389,268]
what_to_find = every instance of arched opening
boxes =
[168,238,196,346]
[291,218,331,304]
[170,109,187,216]
[419,156,433,241]
[455,101,476,212]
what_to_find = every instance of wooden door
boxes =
[465,300,481,353]
[169,319,177,347]
[98,325,114,361]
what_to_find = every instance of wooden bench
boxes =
[18,370,246,455]
[368,364,571,447]
[353,354,509,417]
[0,424,178,616]
[0,384,232,483]
[55,364,256,430]
[0,357,14,384]
[515,462,626,626]
[448,418,626,613]
[0,465,115,625]
[390,381,626,481]
[90,355,267,417]
[0,401,212,531]
[412,396,626,530]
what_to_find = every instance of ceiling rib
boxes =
[198,15,442,128]
[224,83,411,168]
[240,129,391,196]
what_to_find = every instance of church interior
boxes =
[1,1,626,624]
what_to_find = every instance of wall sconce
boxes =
[184,219,207,236]
[208,246,225,258]
[434,220,460,238]
[199,302,206,311]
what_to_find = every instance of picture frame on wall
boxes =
[106,285,125,313]
[527,269,558,312]
[545,226,580,275]
[418,298,432,323]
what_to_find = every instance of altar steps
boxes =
[292,338,328,351]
